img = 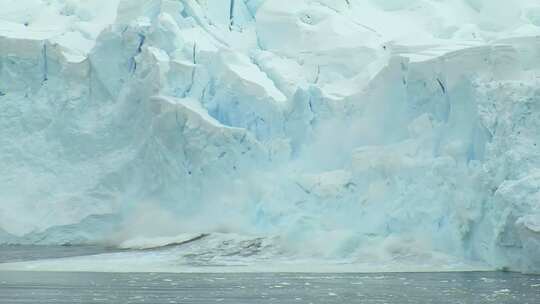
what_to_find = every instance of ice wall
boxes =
[1,0,540,273]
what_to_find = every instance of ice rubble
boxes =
[0,0,540,273]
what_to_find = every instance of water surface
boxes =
[1,271,539,304]
[0,245,119,263]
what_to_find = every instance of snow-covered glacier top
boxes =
[1,0,540,273]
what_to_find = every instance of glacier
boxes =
[0,0,540,273]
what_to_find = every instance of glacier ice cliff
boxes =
[1,0,540,273]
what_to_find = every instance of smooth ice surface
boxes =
[1,0,540,273]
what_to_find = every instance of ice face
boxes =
[0,0,539,273]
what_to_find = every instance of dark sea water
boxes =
[0,245,120,263]
[0,271,539,304]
